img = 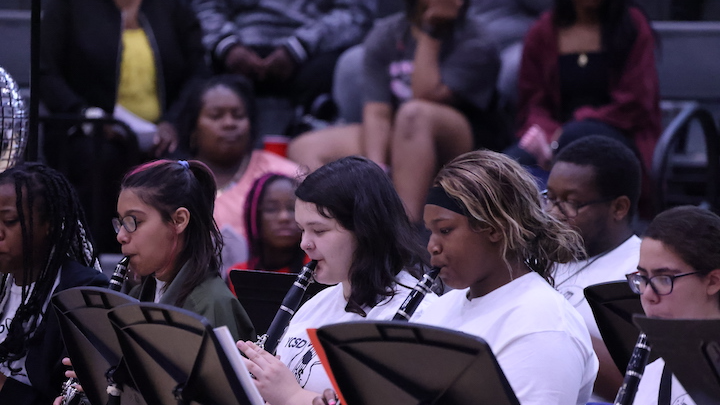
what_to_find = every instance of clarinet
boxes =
[392,267,440,321]
[108,256,130,292]
[256,260,317,354]
[613,332,651,405]
[61,257,130,405]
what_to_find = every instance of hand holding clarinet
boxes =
[56,257,130,405]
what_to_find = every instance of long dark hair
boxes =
[174,74,257,156]
[244,173,304,272]
[121,159,222,306]
[553,0,645,68]
[295,156,426,315]
[0,163,98,371]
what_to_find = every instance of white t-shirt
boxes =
[553,235,641,339]
[413,271,598,405]
[274,270,436,395]
[0,273,61,386]
[634,358,696,405]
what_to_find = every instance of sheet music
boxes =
[213,326,265,405]
[113,104,156,152]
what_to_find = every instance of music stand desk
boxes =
[634,315,720,405]
[229,269,329,334]
[584,281,658,372]
[52,286,145,405]
[310,321,520,405]
[107,302,264,405]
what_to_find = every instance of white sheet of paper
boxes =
[113,104,156,152]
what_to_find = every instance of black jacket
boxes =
[0,260,109,405]
[39,0,210,122]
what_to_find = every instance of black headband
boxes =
[426,186,466,216]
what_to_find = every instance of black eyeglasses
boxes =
[112,215,138,234]
[541,190,613,218]
[626,271,700,296]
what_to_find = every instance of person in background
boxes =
[288,0,505,223]
[191,0,375,116]
[545,135,642,401]
[173,75,299,271]
[236,156,435,405]
[0,163,108,405]
[116,159,255,342]
[226,173,307,294]
[630,206,720,405]
[414,150,598,405]
[509,0,659,183]
[40,0,210,252]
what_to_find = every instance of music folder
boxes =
[308,321,520,405]
[229,269,329,334]
[51,286,146,405]
[584,281,658,372]
[107,302,264,405]
[634,315,720,405]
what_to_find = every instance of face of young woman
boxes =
[116,189,182,282]
[193,85,252,165]
[424,204,506,298]
[295,199,356,286]
[0,183,50,282]
[638,238,720,320]
[260,179,301,250]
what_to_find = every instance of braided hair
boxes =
[243,173,304,272]
[0,162,98,372]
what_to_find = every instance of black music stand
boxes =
[310,321,520,405]
[584,281,658,372]
[107,302,264,405]
[634,315,720,405]
[51,286,146,405]
[229,269,329,334]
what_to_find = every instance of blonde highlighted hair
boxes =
[434,150,585,283]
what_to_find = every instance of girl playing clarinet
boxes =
[115,159,255,342]
[631,206,720,405]
[237,156,435,405]
[0,163,108,405]
[415,150,598,405]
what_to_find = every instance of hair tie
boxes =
[178,160,190,170]
[426,186,467,216]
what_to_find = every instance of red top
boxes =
[516,8,661,172]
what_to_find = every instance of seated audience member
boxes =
[190,0,374,114]
[415,150,598,405]
[116,160,255,342]
[631,206,720,405]
[227,173,307,294]
[288,0,504,222]
[0,163,108,405]
[236,156,435,405]
[40,0,209,155]
[508,0,660,175]
[545,135,642,401]
[332,0,553,123]
[39,0,210,252]
[173,75,299,268]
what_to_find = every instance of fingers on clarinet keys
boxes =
[312,389,340,405]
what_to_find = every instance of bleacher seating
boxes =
[2,7,720,220]
[651,20,720,214]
